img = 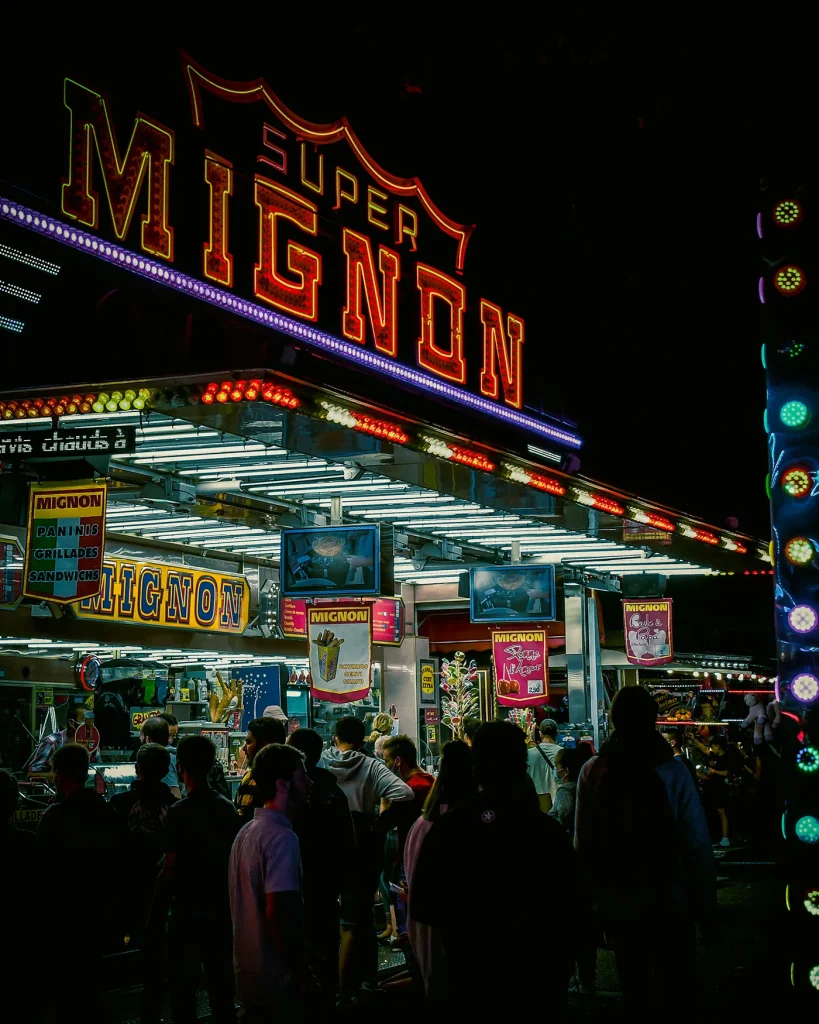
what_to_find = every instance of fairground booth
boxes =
[0,50,768,795]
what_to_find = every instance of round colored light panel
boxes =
[793,674,819,702]
[805,891,819,917]
[811,964,819,990]
[783,467,812,497]
[789,606,819,633]
[797,747,819,773]
[774,265,807,296]
[796,816,819,844]
[786,537,814,565]
[773,199,803,227]
[780,400,810,428]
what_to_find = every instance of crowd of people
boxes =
[0,685,723,1020]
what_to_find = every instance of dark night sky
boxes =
[5,18,814,539]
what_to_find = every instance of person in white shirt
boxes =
[526,719,562,811]
[228,742,312,1021]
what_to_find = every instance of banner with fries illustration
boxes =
[308,603,373,703]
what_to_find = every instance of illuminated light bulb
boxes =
[53,404,66,416]
[796,747,819,774]
[1,409,13,419]
[804,891,819,916]
[792,673,819,703]
[773,199,803,227]
[810,965,819,990]
[789,605,818,633]
[92,399,105,413]
[205,382,219,394]
[71,394,83,404]
[138,389,151,401]
[245,385,259,401]
[786,537,814,565]
[20,400,32,410]
[105,398,119,412]
[780,400,809,428]
[67,402,79,414]
[773,265,806,296]
[123,389,136,402]
[80,402,92,414]
[27,407,39,417]
[132,396,145,410]
[118,398,131,410]
[795,815,819,844]
[110,391,123,403]
[216,391,229,403]
[783,466,812,497]
[201,391,215,405]
[15,409,26,419]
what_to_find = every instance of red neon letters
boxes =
[203,153,233,286]
[61,79,174,261]
[342,229,400,355]
[479,301,524,409]
[416,265,466,384]
[254,177,322,321]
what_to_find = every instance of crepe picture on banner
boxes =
[308,603,372,703]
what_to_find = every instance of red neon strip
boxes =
[448,445,496,472]
[351,413,409,444]
[642,513,676,532]
[693,529,719,545]
[528,472,566,497]
[592,496,625,515]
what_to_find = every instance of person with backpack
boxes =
[526,719,562,812]
[574,686,717,1010]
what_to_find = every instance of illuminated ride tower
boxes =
[760,185,819,998]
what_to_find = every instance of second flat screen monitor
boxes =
[281,525,380,597]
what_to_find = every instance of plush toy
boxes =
[742,694,780,744]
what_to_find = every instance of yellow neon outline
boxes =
[416,263,466,384]
[203,151,234,287]
[254,175,322,322]
[182,53,474,272]
[367,186,389,231]
[334,167,358,211]
[395,204,418,251]
[61,78,174,261]
[342,228,401,356]
[300,143,324,195]
[479,299,524,410]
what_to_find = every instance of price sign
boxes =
[35,688,54,707]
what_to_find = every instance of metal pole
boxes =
[586,590,602,750]
[564,582,587,724]
[330,496,342,526]
[511,540,521,564]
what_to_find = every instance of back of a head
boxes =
[287,727,323,767]
[142,716,170,747]
[610,685,659,736]
[157,712,178,729]
[136,742,172,785]
[424,740,475,820]
[556,746,585,781]
[335,716,365,748]
[0,769,19,822]
[252,743,306,803]
[53,742,90,785]
[248,716,287,748]
[176,734,216,783]
[471,720,528,788]
[462,717,482,743]
[382,734,418,768]
[369,713,393,740]
[539,719,558,742]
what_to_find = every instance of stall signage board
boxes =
[23,481,107,604]
[281,596,403,646]
[0,426,137,461]
[76,557,250,634]
[0,536,24,611]
[131,708,162,731]
[492,629,549,708]
[419,659,437,706]
[623,599,674,667]
[308,603,372,704]
[35,688,54,707]
[0,53,583,449]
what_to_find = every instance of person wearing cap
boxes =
[235,717,287,823]
[526,719,562,813]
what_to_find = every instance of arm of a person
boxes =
[265,892,305,971]
[371,760,414,803]
[572,758,596,853]
[674,768,717,920]
[548,788,572,829]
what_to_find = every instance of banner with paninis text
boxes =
[623,599,674,667]
[23,481,107,604]
[308,603,372,704]
[492,629,549,707]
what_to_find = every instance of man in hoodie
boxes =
[321,716,414,1003]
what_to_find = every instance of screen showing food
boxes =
[470,566,556,622]
[281,526,380,597]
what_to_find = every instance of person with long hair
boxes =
[364,713,394,756]
[574,686,716,1009]
[403,740,476,993]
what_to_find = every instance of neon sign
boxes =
[47,54,542,425]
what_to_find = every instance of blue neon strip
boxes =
[0,196,582,449]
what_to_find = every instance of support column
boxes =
[564,581,588,724]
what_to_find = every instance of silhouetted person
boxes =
[156,712,179,747]
[235,717,287,823]
[111,742,178,1024]
[287,727,355,1000]
[141,716,181,798]
[153,735,239,1024]
[229,743,312,1021]
[575,686,717,1010]
[1,770,39,1010]
[321,716,413,1003]
[411,721,574,1013]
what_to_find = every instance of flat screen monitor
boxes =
[470,565,556,622]
[281,525,380,597]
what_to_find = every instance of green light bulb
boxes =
[781,400,809,427]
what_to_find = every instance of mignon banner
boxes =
[492,629,549,708]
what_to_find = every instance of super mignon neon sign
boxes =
[57,53,527,413]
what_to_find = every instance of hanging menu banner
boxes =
[492,629,550,708]
[281,596,403,645]
[23,481,107,604]
[308,603,372,704]
[623,599,674,667]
